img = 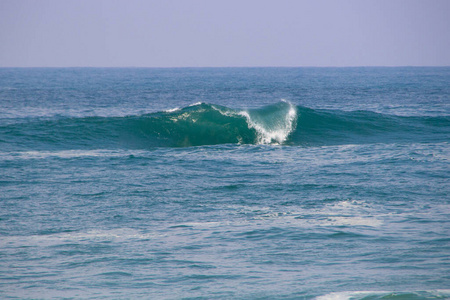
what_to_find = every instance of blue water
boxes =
[0,68,449,299]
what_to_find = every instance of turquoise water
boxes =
[0,68,449,299]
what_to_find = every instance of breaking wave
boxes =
[0,101,448,150]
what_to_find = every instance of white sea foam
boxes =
[249,101,297,145]
[1,228,157,248]
[210,101,297,144]
[189,101,204,107]
[0,149,147,160]
[316,290,450,300]
[316,291,390,300]
[241,106,291,144]
[164,107,180,113]
[226,200,383,228]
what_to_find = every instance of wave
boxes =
[0,101,448,150]
[293,106,449,146]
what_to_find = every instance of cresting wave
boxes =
[0,101,448,150]
[157,101,298,146]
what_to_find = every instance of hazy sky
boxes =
[1,0,449,67]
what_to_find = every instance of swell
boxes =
[0,102,448,151]
[293,106,449,146]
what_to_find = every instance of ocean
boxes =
[0,67,449,299]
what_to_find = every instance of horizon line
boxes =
[1,65,449,69]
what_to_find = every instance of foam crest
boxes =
[239,101,297,144]
[164,107,180,113]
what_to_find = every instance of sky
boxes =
[0,0,449,67]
